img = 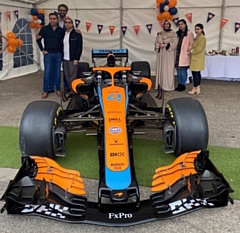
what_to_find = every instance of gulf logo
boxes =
[109,126,122,135]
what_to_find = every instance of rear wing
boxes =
[91,49,128,63]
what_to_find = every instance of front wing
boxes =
[1,151,233,227]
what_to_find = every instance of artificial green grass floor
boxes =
[0,126,239,199]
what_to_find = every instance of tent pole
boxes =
[120,0,123,50]
[219,0,226,50]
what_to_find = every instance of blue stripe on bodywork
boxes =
[97,86,104,117]
[105,166,131,190]
[125,85,129,115]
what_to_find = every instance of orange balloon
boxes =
[156,3,160,9]
[8,46,16,53]
[38,9,45,14]
[161,11,171,20]
[6,32,16,39]
[157,14,164,21]
[169,0,177,8]
[16,38,23,47]
[169,15,174,21]
[29,22,36,28]
[35,24,42,28]
[8,38,18,46]
[33,15,38,20]
[156,0,164,3]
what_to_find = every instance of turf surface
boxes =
[0,126,239,199]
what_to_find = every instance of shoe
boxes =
[177,84,186,92]
[188,87,197,94]
[42,92,48,99]
[175,84,180,91]
[197,86,200,94]
[56,91,61,97]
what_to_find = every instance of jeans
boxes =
[176,68,188,85]
[43,53,62,93]
[192,71,201,87]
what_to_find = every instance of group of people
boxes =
[37,9,205,99]
[36,4,83,99]
[154,19,206,98]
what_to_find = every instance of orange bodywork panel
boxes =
[140,78,152,91]
[151,151,200,192]
[32,156,85,195]
[72,79,85,93]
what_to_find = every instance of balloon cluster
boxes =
[6,32,23,53]
[26,8,46,29]
[156,0,178,21]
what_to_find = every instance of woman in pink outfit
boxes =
[175,19,194,92]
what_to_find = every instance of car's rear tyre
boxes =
[164,97,209,156]
[19,101,63,160]
[131,61,151,79]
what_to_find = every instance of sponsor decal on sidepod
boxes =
[109,126,122,135]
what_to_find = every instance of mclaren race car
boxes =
[1,49,233,226]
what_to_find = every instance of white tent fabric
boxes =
[0,0,240,80]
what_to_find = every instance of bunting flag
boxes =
[14,10,19,19]
[97,24,103,34]
[146,24,152,34]
[207,12,215,23]
[86,22,92,32]
[133,25,140,35]
[235,22,240,33]
[6,11,11,21]
[173,17,179,27]
[185,13,192,23]
[121,26,127,36]
[75,19,81,28]
[220,18,228,29]
[109,26,115,35]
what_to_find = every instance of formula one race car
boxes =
[1,49,233,226]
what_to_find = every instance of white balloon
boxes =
[164,5,169,11]
[33,20,38,24]
[26,15,33,22]
[37,19,42,24]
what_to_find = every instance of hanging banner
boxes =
[14,10,19,19]
[133,25,140,35]
[146,24,152,34]
[207,12,215,23]
[109,26,115,35]
[235,22,240,33]
[121,26,127,36]
[220,18,228,29]
[75,19,81,28]
[173,17,179,27]
[86,22,92,32]
[6,11,11,21]
[185,13,192,23]
[97,24,103,34]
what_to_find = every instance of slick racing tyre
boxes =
[19,101,63,160]
[131,61,151,79]
[164,97,209,157]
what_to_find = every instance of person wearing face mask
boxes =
[154,19,178,99]
[188,23,206,95]
[175,19,194,92]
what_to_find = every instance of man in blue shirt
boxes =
[36,12,65,99]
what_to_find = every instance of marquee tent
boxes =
[0,0,240,80]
